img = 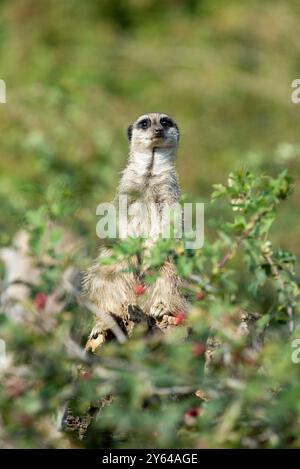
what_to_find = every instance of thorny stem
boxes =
[263,254,295,334]
[181,210,270,295]
[213,204,295,334]
[217,209,270,270]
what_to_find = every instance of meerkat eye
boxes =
[160,117,173,128]
[138,118,150,130]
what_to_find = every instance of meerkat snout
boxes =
[127,113,179,151]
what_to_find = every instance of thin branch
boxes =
[263,254,294,334]
[82,298,127,344]
[150,385,196,396]
[217,209,269,270]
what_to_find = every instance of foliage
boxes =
[1,0,300,256]
[1,169,300,448]
[1,0,300,449]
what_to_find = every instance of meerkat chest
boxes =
[119,152,179,240]
[126,188,167,240]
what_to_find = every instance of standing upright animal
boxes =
[83,113,186,352]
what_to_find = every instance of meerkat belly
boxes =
[127,197,165,240]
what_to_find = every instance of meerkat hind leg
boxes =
[149,299,170,318]
[146,263,185,320]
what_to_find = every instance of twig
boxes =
[150,385,195,396]
[263,254,294,334]
[217,209,269,270]
[82,298,127,344]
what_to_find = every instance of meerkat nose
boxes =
[154,128,163,137]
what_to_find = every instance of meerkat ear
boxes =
[127,124,133,142]
[174,123,180,141]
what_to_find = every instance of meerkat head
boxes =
[127,113,179,153]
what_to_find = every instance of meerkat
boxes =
[83,113,186,352]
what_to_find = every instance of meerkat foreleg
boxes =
[83,249,139,349]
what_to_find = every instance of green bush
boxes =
[0,169,299,448]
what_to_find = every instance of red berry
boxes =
[174,311,186,326]
[134,284,145,296]
[82,371,92,381]
[192,343,206,357]
[184,407,201,425]
[186,408,199,418]
[34,292,47,310]
[196,291,205,301]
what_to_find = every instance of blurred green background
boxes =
[0,0,300,258]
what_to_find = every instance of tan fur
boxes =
[83,113,186,350]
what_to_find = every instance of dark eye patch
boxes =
[137,118,150,130]
[160,117,173,128]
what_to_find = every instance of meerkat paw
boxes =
[156,314,179,331]
[149,301,171,319]
[85,325,106,353]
